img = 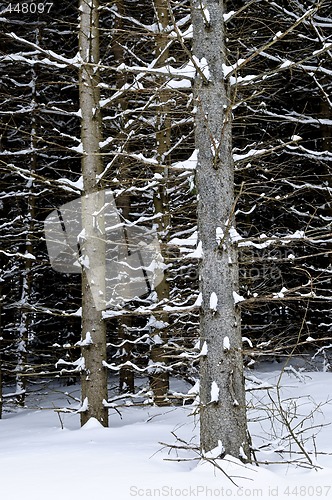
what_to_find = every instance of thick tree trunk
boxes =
[79,0,108,427]
[192,0,250,460]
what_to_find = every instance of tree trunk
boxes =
[79,0,108,427]
[111,0,135,394]
[0,291,2,419]
[191,0,250,460]
[16,38,39,406]
[149,0,171,406]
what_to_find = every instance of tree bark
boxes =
[192,0,250,460]
[16,35,39,406]
[0,292,2,419]
[79,0,108,427]
[148,0,171,406]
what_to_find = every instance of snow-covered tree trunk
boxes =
[15,50,39,406]
[79,0,108,427]
[149,0,171,406]
[0,299,2,419]
[192,0,250,460]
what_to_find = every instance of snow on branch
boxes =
[225,5,320,79]
[55,356,85,374]
[4,32,81,67]
[102,360,172,374]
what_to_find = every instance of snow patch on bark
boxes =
[209,292,218,312]
[75,332,93,347]
[210,381,219,403]
[187,240,203,258]
[223,336,230,351]
[77,397,89,413]
[200,341,208,356]
[216,227,224,245]
[194,292,203,307]
[233,291,245,304]
[203,440,225,459]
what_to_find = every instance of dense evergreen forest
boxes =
[0,0,331,458]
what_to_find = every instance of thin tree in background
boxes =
[15,36,39,406]
[191,0,250,460]
[149,0,172,405]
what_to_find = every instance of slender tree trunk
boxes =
[79,0,108,427]
[0,291,2,419]
[16,168,35,406]
[148,0,171,406]
[192,0,250,460]
[320,89,332,268]
[117,192,135,394]
[16,39,39,405]
[111,0,135,394]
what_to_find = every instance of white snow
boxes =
[209,292,218,312]
[210,381,219,403]
[229,226,243,243]
[273,31,283,40]
[223,10,235,22]
[313,42,332,55]
[152,334,163,345]
[146,315,169,330]
[273,286,288,299]
[203,439,225,459]
[194,292,203,307]
[78,254,90,269]
[172,149,198,172]
[2,370,332,499]
[70,143,83,153]
[223,336,230,351]
[75,332,93,347]
[187,379,199,395]
[77,397,89,413]
[186,240,203,259]
[242,337,253,348]
[169,230,197,247]
[192,56,211,81]
[58,176,83,192]
[77,228,86,243]
[199,340,208,356]
[239,446,248,461]
[233,291,245,304]
[99,137,113,149]
[216,227,224,245]
[202,6,210,24]
[24,252,36,260]
[70,307,82,317]
[233,147,267,162]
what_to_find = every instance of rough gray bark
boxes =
[79,0,108,427]
[191,0,250,460]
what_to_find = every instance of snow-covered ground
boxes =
[1,368,332,499]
